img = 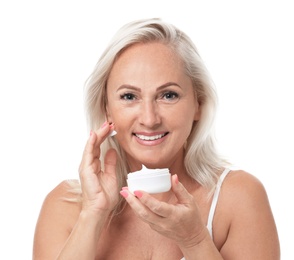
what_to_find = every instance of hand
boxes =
[79,122,118,214]
[120,175,208,248]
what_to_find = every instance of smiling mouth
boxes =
[134,133,169,141]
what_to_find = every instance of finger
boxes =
[104,149,117,175]
[133,191,173,218]
[80,122,112,168]
[120,189,161,222]
[80,131,98,168]
[120,187,169,225]
[99,149,119,203]
[171,174,194,205]
[93,122,113,148]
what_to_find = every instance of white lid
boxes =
[128,165,170,179]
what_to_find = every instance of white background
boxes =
[0,0,293,259]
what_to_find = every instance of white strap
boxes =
[206,168,230,238]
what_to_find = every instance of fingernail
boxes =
[120,190,128,198]
[122,186,129,190]
[90,130,93,136]
[134,191,143,198]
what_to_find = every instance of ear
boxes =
[194,101,201,121]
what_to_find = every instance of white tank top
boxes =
[181,168,230,260]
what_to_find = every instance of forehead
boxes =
[108,42,186,83]
[117,42,179,61]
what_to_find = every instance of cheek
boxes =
[169,103,195,124]
[170,106,196,135]
[107,105,135,132]
[109,106,135,121]
[107,102,123,121]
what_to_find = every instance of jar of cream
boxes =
[127,165,171,194]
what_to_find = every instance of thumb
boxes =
[171,174,193,204]
[104,149,117,175]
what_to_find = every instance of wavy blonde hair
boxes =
[69,18,228,210]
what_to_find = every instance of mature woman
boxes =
[33,18,280,259]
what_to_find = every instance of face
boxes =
[106,42,200,170]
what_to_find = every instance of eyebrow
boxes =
[116,82,181,92]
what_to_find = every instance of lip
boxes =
[133,131,169,146]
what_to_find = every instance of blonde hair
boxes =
[70,18,228,210]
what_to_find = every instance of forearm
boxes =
[56,210,109,260]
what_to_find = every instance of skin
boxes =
[33,43,280,259]
[106,42,200,171]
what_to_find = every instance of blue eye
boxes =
[120,93,136,100]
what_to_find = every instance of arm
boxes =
[219,171,280,259]
[33,181,110,260]
[56,205,111,260]
[33,122,119,260]
[180,172,280,260]
[120,172,280,260]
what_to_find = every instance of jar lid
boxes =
[128,165,170,179]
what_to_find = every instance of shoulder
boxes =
[219,169,270,219]
[214,169,280,258]
[33,181,82,258]
[224,169,265,192]
[35,179,82,232]
[46,179,82,202]
[45,179,82,216]
[222,169,268,206]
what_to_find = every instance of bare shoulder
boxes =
[220,169,272,229]
[41,180,81,212]
[37,179,82,227]
[223,169,267,201]
[216,169,280,259]
[46,179,82,203]
[33,180,82,259]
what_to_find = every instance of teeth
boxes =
[135,133,165,141]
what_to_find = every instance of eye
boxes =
[120,93,136,101]
[161,91,179,101]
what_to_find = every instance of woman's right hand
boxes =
[78,122,118,214]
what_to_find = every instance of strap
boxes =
[206,168,230,238]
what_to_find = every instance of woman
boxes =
[33,18,280,259]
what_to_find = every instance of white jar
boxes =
[127,165,171,194]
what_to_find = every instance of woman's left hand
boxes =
[119,174,208,248]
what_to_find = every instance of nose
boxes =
[138,100,161,128]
